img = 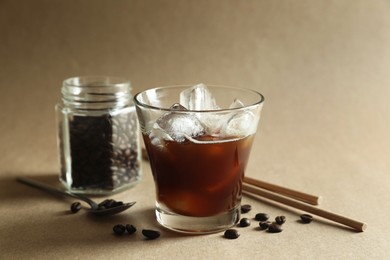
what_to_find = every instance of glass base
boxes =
[155,203,240,234]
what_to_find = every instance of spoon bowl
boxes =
[17,177,136,216]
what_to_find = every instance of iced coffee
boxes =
[135,84,264,233]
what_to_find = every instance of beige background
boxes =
[1,0,389,259]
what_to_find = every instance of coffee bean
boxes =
[70,202,81,213]
[255,213,269,221]
[142,229,160,239]
[98,199,115,208]
[98,199,125,209]
[111,201,124,207]
[239,218,251,227]
[268,223,283,233]
[125,224,137,234]
[61,112,141,192]
[275,215,286,225]
[240,204,252,213]
[259,221,271,230]
[113,224,126,235]
[300,214,313,223]
[224,229,240,239]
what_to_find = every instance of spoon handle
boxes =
[16,177,94,205]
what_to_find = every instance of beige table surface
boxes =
[1,0,389,259]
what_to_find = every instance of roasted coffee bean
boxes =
[61,112,140,192]
[70,202,82,213]
[126,224,137,234]
[111,201,124,207]
[300,214,313,223]
[240,204,252,213]
[98,205,106,210]
[239,218,251,227]
[275,215,286,225]
[268,223,283,233]
[98,199,124,209]
[224,229,240,239]
[98,199,115,208]
[142,229,160,239]
[259,221,271,230]
[113,224,126,235]
[255,213,269,221]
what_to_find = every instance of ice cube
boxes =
[229,98,245,109]
[179,83,219,110]
[170,103,187,111]
[199,98,247,136]
[216,98,259,136]
[153,103,205,142]
[149,123,173,148]
[221,110,258,137]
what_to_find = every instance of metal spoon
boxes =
[17,177,136,216]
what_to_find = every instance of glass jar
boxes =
[56,76,141,195]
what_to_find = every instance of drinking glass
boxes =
[134,85,264,233]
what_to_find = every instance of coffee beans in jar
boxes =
[56,76,141,195]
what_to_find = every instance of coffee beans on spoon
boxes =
[98,199,125,209]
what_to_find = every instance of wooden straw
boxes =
[244,176,322,205]
[242,183,367,232]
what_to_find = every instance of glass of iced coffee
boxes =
[134,84,264,234]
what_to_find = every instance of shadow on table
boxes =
[1,172,194,258]
[3,172,360,234]
[1,171,193,231]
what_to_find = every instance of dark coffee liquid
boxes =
[143,134,254,217]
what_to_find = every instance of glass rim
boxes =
[134,85,265,113]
